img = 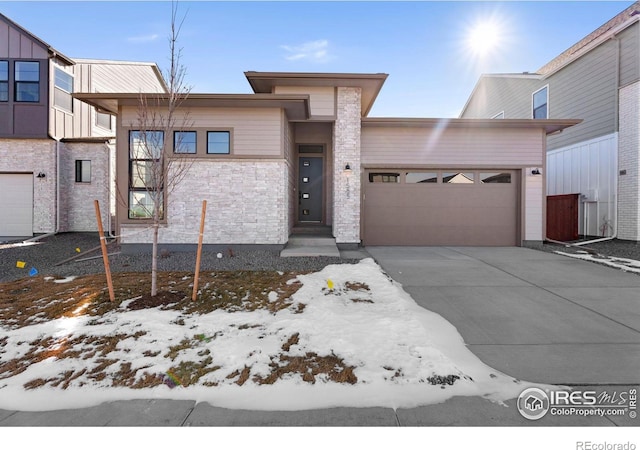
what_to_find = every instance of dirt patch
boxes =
[0,271,305,330]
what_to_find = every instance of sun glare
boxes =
[467,20,502,57]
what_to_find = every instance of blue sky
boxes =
[1,1,635,117]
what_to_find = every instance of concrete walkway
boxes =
[2,246,639,426]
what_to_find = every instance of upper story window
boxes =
[0,61,8,102]
[207,131,230,154]
[174,131,197,154]
[532,86,548,119]
[54,67,73,112]
[491,111,505,119]
[15,61,40,102]
[96,110,113,130]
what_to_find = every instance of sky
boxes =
[1,0,635,117]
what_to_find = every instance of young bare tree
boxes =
[130,2,194,296]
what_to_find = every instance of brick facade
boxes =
[333,87,362,245]
[59,142,111,232]
[618,81,640,241]
[120,160,288,245]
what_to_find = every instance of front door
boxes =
[298,157,323,222]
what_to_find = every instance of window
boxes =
[15,61,39,102]
[480,172,511,183]
[369,172,400,183]
[174,131,197,154]
[207,131,230,154]
[491,111,505,119]
[299,144,323,153]
[75,160,91,183]
[406,172,438,183]
[532,86,548,119]
[443,172,475,184]
[129,130,164,219]
[0,61,7,102]
[96,110,112,130]
[54,67,73,112]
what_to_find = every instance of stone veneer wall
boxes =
[120,160,288,245]
[0,139,57,233]
[617,81,640,241]
[333,87,362,245]
[58,142,111,232]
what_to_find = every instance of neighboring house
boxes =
[77,72,577,250]
[460,2,640,241]
[0,13,166,237]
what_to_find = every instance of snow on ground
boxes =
[0,258,540,412]
[555,251,640,274]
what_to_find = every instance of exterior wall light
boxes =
[344,164,352,175]
[531,168,541,175]
[36,172,46,178]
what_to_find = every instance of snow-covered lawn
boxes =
[0,258,537,412]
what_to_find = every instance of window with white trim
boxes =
[532,86,548,119]
[54,67,73,112]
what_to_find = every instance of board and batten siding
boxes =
[361,126,546,167]
[121,106,284,157]
[274,86,335,117]
[0,19,48,59]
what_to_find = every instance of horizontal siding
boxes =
[274,86,334,117]
[361,127,545,167]
[121,106,283,157]
[461,77,541,119]
[85,63,165,93]
[620,22,639,86]
[547,39,618,149]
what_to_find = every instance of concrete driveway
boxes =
[366,246,640,386]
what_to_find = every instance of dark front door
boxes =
[298,157,323,222]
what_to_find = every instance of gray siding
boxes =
[547,38,618,150]
[619,22,639,87]
[461,76,541,119]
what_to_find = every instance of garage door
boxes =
[363,170,518,246]
[0,173,33,237]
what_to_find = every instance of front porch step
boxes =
[280,235,340,258]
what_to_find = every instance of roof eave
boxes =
[362,117,582,135]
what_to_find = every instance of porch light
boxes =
[344,164,352,176]
[531,168,541,176]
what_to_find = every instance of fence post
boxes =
[94,200,115,302]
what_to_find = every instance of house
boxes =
[0,13,167,237]
[525,395,544,412]
[77,72,578,250]
[459,2,640,241]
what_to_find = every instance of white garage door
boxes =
[0,173,33,237]
[363,169,519,246]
